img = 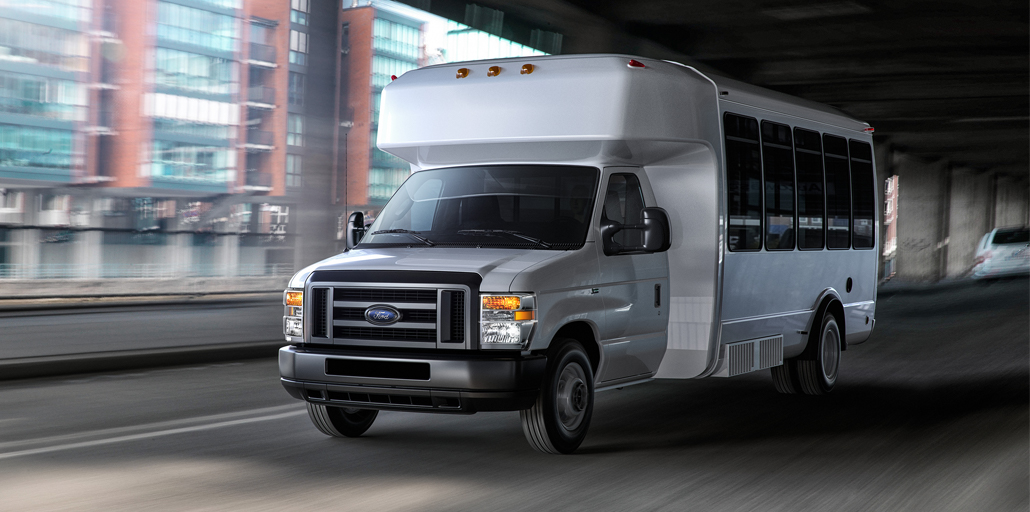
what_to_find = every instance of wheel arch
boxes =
[806,289,847,354]
[548,321,602,376]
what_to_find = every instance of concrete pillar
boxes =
[994,174,1030,228]
[894,153,950,282]
[945,168,993,278]
[75,230,104,279]
[14,229,40,279]
[874,142,891,279]
[217,234,240,277]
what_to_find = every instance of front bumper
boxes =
[279,345,546,413]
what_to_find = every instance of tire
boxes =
[796,313,842,395]
[771,360,801,394]
[307,403,378,438]
[520,340,594,454]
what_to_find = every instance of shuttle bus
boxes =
[278,54,878,454]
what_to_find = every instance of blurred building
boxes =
[0,0,560,288]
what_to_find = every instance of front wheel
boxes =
[307,403,378,437]
[521,340,594,454]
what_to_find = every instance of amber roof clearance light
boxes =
[487,66,501,77]
[520,63,535,75]
[456,68,470,79]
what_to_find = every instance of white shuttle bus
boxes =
[279,54,878,454]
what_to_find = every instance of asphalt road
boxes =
[0,279,1025,511]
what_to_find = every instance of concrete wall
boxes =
[894,154,949,282]
[946,168,994,277]
[994,174,1030,228]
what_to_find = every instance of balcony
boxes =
[242,130,274,151]
[244,169,273,192]
[246,86,276,108]
[248,43,277,67]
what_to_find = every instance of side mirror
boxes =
[345,211,365,250]
[600,207,671,256]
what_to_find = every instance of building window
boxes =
[287,114,303,146]
[286,154,302,187]
[291,0,309,25]
[0,19,89,72]
[154,48,238,96]
[289,30,308,65]
[368,167,408,201]
[151,140,236,183]
[0,124,76,170]
[373,18,420,60]
[0,72,87,122]
[288,72,305,107]
[371,56,417,88]
[157,2,238,53]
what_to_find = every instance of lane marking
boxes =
[0,404,304,452]
[0,410,307,460]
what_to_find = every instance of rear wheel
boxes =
[307,403,378,437]
[521,340,594,454]
[796,313,841,395]
[771,360,801,394]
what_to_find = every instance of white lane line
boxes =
[0,410,307,460]
[0,404,303,451]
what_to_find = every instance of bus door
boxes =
[595,167,670,383]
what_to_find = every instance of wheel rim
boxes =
[821,321,840,383]
[556,361,589,432]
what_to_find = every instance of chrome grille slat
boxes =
[334,320,438,329]
[333,301,437,310]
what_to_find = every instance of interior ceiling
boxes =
[443,0,1030,176]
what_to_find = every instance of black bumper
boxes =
[279,346,546,413]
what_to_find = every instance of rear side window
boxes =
[725,113,762,251]
[794,128,825,250]
[849,140,875,249]
[992,229,1030,245]
[761,121,795,251]
[823,134,851,249]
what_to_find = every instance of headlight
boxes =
[283,289,303,340]
[480,294,536,349]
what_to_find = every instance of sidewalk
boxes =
[0,291,286,381]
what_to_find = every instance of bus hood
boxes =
[288,247,566,292]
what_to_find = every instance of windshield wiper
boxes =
[457,229,552,249]
[369,229,435,246]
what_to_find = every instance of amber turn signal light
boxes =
[285,291,303,306]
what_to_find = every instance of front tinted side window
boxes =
[725,113,762,251]
[761,121,795,250]
[823,134,851,249]
[602,173,645,247]
[794,128,825,249]
[849,140,875,249]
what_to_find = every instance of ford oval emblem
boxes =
[365,305,401,326]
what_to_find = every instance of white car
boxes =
[972,227,1030,280]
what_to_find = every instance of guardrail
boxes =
[0,263,294,279]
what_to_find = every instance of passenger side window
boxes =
[725,113,762,251]
[761,121,795,251]
[849,140,875,249]
[823,134,851,249]
[602,173,645,248]
[794,128,825,250]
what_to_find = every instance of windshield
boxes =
[360,165,599,249]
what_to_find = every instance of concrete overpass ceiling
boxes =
[422,0,1028,177]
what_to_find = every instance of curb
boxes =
[0,341,285,382]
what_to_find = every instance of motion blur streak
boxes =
[0,410,305,460]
